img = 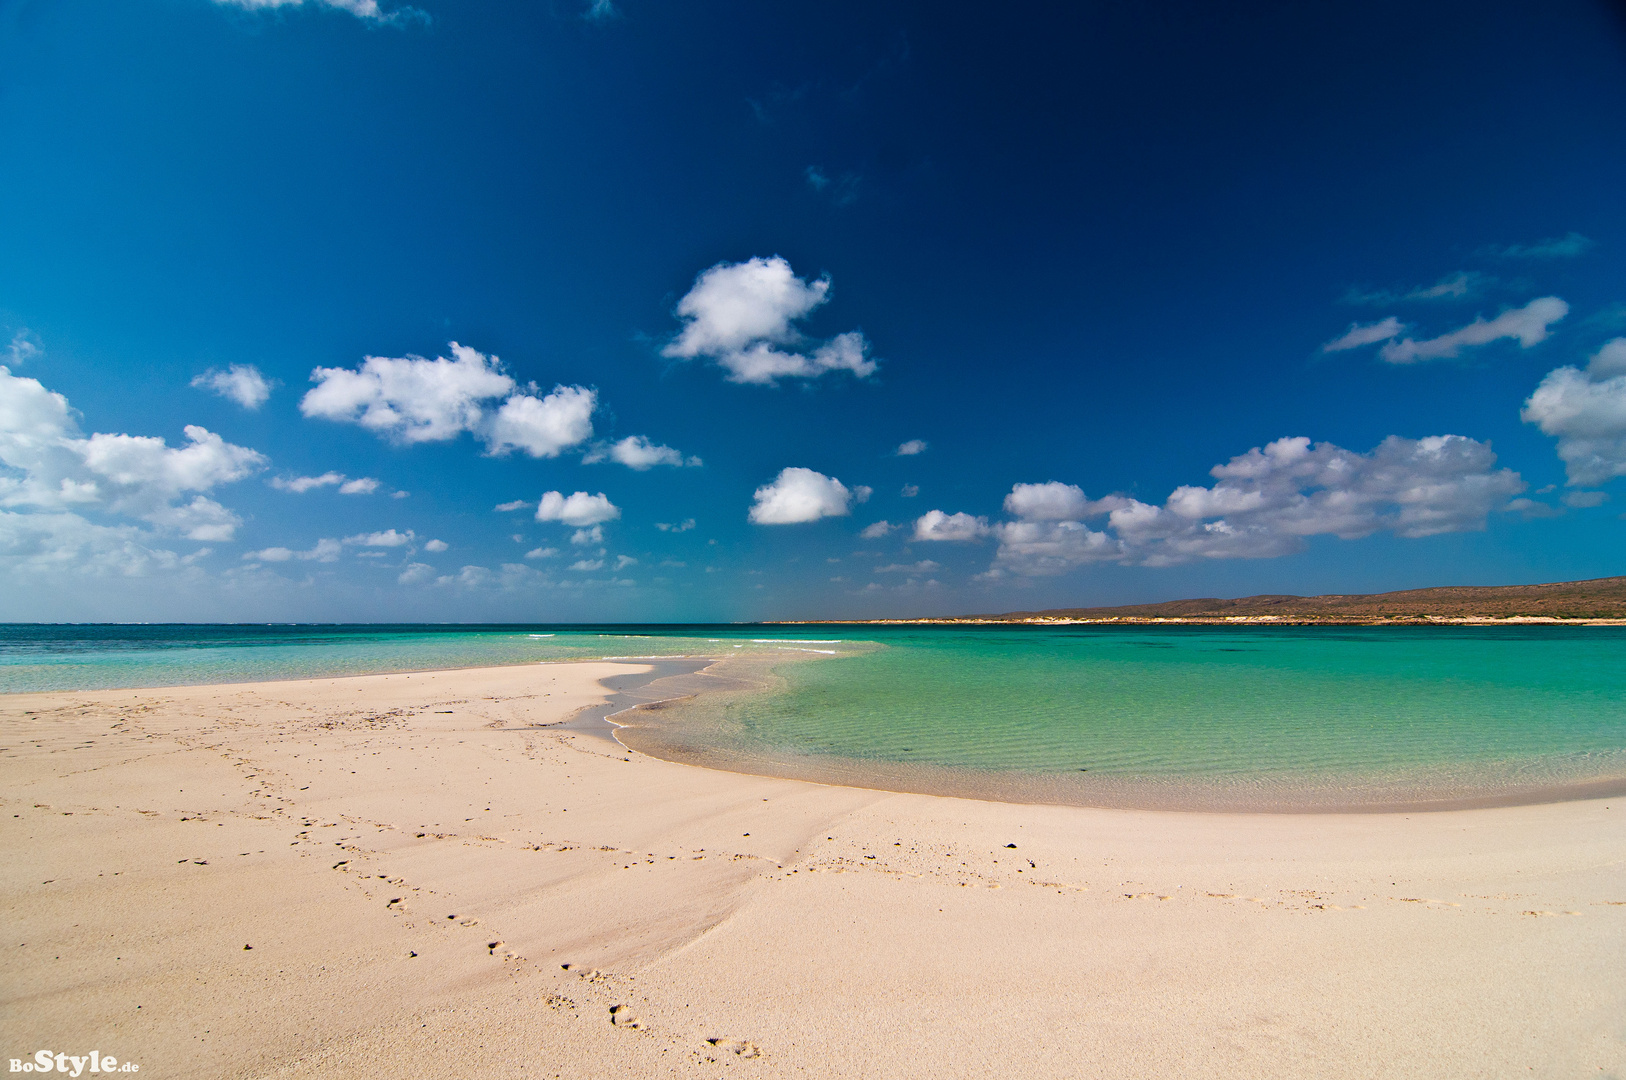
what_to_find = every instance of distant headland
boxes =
[799,576,1626,626]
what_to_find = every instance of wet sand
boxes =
[1,661,1621,1078]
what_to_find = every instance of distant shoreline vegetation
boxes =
[789,576,1626,626]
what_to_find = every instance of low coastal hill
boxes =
[872,576,1626,625]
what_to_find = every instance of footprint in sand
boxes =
[707,1038,761,1059]
[609,1004,642,1029]
[563,965,609,982]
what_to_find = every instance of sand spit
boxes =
[2,662,1621,1078]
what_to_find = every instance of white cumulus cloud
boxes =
[859,520,895,539]
[302,343,597,458]
[0,365,265,544]
[485,385,597,458]
[536,490,621,527]
[1003,481,1093,521]
[423,538,448,552]
[748,467,856,524]
[662,257,877,385]
[272,472,344,493]
[397,562,435,584]
[344,528,414,547]
[192,364,273,410]
[144,496,244,542]
[584,434,699,470]
[1522,338,1626,486]
[912,510,990,542]
[1379,297,1568,364]
[987,520,1117,575]
[0,510,184,578]
[303,343,514,443]
[895,439,928,456]
[984,434,1525,575]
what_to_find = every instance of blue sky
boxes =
[3,0,1626,621]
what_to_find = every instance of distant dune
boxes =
[826,576,1626,624]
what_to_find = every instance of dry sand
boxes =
[1,661,1621,1078]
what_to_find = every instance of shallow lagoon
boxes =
[6,623,1624,810]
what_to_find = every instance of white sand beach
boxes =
[2,661,1621,1078]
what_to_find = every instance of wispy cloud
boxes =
[874,560,939,573]
[5,330,41,366]
[210,0,428,26]
[1379,297,1568,364]
[192,364,273,410]
[805,166,861,206]
[1490,232,1595,259]
[1343,273,1483,306]
[270,471,380,495]
[243,538,341,563]
[1321,317,1406,353]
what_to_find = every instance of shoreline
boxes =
[2,662,1621,1077]
[783,615,1626,626]
[10,651,1625,817]
[611,700,1626,816]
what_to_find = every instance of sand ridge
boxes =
[1,662,1622,1078]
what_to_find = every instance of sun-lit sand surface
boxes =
[2,661,1621,1078]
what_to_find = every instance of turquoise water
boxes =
[0,624,827,692]
[5,624,1625,809]
[622,625,1626,808]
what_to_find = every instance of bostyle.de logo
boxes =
[9,1053,138,1075]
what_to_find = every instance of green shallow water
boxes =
[5,623,1625,809]
[614,625,1626,809]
